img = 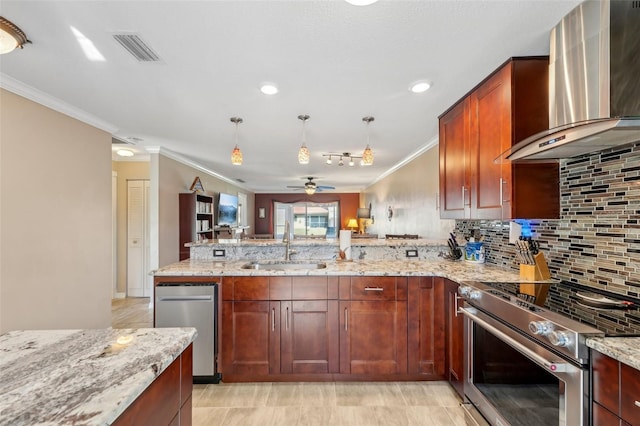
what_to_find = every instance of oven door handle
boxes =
[460,307,568,373]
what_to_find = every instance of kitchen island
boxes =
[0,327,196,425]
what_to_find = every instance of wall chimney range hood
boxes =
[504,0,640,161]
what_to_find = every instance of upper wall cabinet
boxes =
[439,57,559,220]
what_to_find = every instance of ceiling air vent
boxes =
[112,33,161,62]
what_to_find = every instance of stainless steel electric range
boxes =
[457,280,640,426]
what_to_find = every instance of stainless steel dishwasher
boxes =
[155,282,221,383]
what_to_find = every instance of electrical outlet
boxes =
[406,249,418,258]
[213,249,226,257]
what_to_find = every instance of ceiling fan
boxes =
[287,177,335,195]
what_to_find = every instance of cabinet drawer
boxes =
[225,276,269,300]
[350,277,396,300]
[621,363,640,425]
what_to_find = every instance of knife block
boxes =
[519,252,551,281]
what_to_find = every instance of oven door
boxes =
[461,306,587,426]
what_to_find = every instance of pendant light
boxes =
[297,114,310,164]
[362,116,374,166]
[230,117,243,165]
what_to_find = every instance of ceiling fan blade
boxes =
[286,185,305,189]
[317,185,335,190]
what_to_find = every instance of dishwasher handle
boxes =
[157,295,213,302]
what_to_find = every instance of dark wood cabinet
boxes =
[444,279,464,398]
[407,277,445,377]
[592,349,640,426]
[339,277,407,375]
[221,276,340,380]
[220,275,453,382]
[281,299,339,374]
[113,343,193,426]
[439,57,559,220]
[179,192,214,260]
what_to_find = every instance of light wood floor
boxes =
[112,298,466,426]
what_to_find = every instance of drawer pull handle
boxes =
[364,287,384,292]
[635,400,640,408]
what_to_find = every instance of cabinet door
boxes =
[470,64,511,219]
[280,300,339,374]
[592,350,620,416]
[445,279,464,398]
[439,99,470,219]
[621,363,640,425]
[593,402,623,426]
[221,300,279,376]
[407,277,445,376]
[339,300,407,375]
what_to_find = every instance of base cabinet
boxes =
[407,277,445,376]
[113,344,193,426]
[592,349,640,426]
[445,279,464,397]
[221,275,447,382]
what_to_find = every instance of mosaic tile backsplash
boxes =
[456,142,640,299]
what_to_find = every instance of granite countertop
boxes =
[154,258,525,283]
[0,327,196,426]
[587,337,640,371]
[186,237,446,248]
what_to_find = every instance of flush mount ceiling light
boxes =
[0,17,30,54]
[344,0,379,5]
[361,116,374,166]
[260,82,278,95]
[322,152,362,167]
[116,149,134,157]
[230,117,243,165]
[297,114,310,164]
[409,80,432,93]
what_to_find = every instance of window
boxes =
[274,201,339,239]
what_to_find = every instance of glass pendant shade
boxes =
[297,114,310,164]
[362,145,373,165]
[230,117,243,165]
[231,145,243,165]
[298,144,310,164]
[304,186,316,195]
[361,116,375,166]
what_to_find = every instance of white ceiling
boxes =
[0,0,581,193]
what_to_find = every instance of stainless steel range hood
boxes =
[505,0,640,161]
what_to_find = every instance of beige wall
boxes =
[112,161,150,294]
[156,154,255,267]
[0,89,112,333]
[361,145,454,239]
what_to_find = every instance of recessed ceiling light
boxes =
[344,0,379,5]
[410,80,432,93]
[116,149,134,157]
[260,83,278,95]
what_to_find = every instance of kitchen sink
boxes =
[241,260,327,270]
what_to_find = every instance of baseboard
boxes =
[114,292,126,299]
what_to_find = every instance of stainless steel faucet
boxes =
[283,221,294,260]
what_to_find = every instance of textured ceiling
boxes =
[0,0,581,193]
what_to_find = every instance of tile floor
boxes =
[112,297,466,426]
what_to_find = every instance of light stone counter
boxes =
[187,238,449,261]
[0,327,196,426]
[587,337,640,371]
[154,258,523,283]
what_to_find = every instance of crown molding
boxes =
[148,146,252,192]
[0,73,119,134]
[367,134,439,187]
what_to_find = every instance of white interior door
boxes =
[238,192,248,228]
[127,180,151,297]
